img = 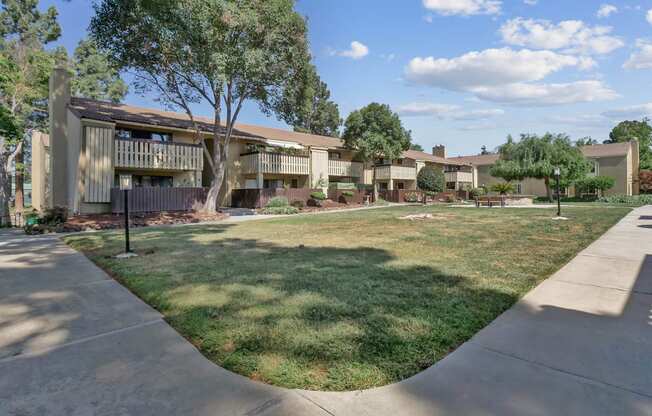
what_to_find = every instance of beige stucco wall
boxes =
[30,132,49,212]
[596,155,628,196]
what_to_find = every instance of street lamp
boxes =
[117,174,137,258]
[554,167,561,217]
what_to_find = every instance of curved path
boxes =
[1,206,652,415]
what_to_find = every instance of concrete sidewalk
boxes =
[1,207,652,415]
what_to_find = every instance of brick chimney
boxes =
[432,145,446,159]
[48,67,72,208]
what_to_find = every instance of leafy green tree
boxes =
[574,175,615,197]
[410,143,424,152]
[91,0,310,211]
[278,63,341,137]
[71,38,127,103]
[0,0,62,219]
[605,119,652,169]
[342,103,411,200]
[417,165,444,193]
[491,133,592,201]
[575,136,599,146]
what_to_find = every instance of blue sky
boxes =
[42,0,652,156]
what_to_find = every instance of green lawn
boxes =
[65,205,630,391]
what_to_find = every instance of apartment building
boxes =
[32,69,470,214]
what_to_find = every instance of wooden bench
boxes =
[475,196,506,208]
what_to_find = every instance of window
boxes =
[116,128,172,143]
[396,182,405,190]
[446,182,456,190]
[444,165,460,172]
[589,160,599,176]
[514,183,523,194]
[291,179,298,189]
[263,179,284,189]
[329,152,341,160]
[378,182,389,191]
[115,174,173,188]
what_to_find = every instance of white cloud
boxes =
[405,48,590,90]
[397,102,504,120]
[623,39,652,69]
[335,41,369,60]
[458,122,501,131]
[499,18,624,55]
[380,53,396,62]
[547,114,610,127]
[422,0,501,16]
[472,80,618,106]
[647,9,652,25]
[523,0,538,5]
[423,14,434,23]
[602,103,652,119]
[597,4,618,18]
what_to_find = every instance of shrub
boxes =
[341,191,354,197]
[374,197,389,206]
[329,182,356,190]
[490,182,515,195]
[265,196,289,208]
[260,206,299,215]
[404,191,420,203]
[290,200,305,209]
[310,191,327,200]
[575,176,615,196]
[41,206,68,225]
[417,166,444,193]
[469,187,487,199]
[640,170,652,194]
[598,194,652,206]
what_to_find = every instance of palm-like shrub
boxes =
[490,182,515,195]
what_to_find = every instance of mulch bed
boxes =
[62,211,228,232]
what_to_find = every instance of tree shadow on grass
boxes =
[80,225,519,391]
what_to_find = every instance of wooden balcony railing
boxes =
[328,159,363,177]
[445,171,474,183]
[375,165,417,180]
[114,139,203,171]
[240,152,310,175]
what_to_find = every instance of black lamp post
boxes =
[118,174,136,257]
[554,167,561,217]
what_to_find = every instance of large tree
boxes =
[342,103,411,200]
[91,0,310,211]
[605,119,652,169]
[71,38,127,103]
[0,0,61,220]
[410,143,424,152]
[278,63,341,137]
[491,133,592,201]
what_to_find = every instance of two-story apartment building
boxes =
[32,69,471,214]
[448,140,640,197]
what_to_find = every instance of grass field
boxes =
[65,205,630,391]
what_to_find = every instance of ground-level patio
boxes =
[1,206,651,415]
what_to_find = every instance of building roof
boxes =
[230,123,345,149]
[446,153,500,166]
[402,149,470,166]
[69,97,264,141]
[448,142,631,166]
[580,142,630,158]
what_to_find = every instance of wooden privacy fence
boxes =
[111,187,209,214]
[231,188,321,208]
[378,190,460,203]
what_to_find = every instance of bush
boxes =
[41,206,68,225]
[260,206,299,215]
[374,197,389,206]
[265,196,289,208]
[310,191,327,200]
[641,170,652,194]
[469,187,487,199]
[329,182,356,190]
[341,191,354,197]
[575,176,615,196]
[290,200,305,209]
[490,182,515,195]
[598,194,652,206]
[404,191,420,203]
[417,166,445,192]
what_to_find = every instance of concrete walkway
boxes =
[1,206,652,415]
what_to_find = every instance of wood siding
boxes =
[111,187,208,213]
[84,126,114,203]
[115,139,203,171]
[240,152,310,175]
[328,159,363,177]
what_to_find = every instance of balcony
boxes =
[240,152,310,175]
[328,159,363,177]
[375,165,417,181]
[114,139,203,171]
[445,171,474,183]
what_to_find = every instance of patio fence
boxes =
[231,188,322,209]
[111,187,209,214]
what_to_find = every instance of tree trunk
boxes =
[372,164,378,202]
[14,147,24,213]
[202,140,227,213]
[0,156,11,226]
[544,177,552,202]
